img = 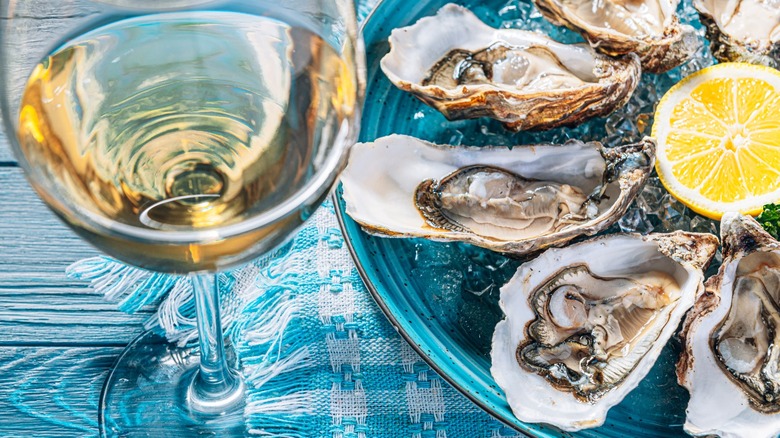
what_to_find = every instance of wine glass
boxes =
[0,0,362,435]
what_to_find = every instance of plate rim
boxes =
[332,191,527,435]
[341,0,532,433]
[340,1,698,436]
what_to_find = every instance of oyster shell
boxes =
[695,0,780,67]
[532,0,699,73]
[678,213,780,438]
[380,3,641,131]
[340,134,655,255]
[492,232,718,431]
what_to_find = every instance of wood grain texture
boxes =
[0,166,148,435]
[0,167,150,347]
[1,5,162,433]
[1,3,102,120]
[0,346,121,437]
[0,0,379,434]
[0,129,13,163]
[0,162,149,435]
[0,166,94,282]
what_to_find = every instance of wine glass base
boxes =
[99,330,247,437]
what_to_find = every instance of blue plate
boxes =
[336,0,701,436]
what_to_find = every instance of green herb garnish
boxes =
[757,204,780,240]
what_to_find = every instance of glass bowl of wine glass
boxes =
[0,0,363,435]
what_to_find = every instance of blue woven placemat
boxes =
[69,200,523,438]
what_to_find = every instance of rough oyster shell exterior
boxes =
[677,213,780,438]
[532,0,699,73]
[380,3,641,131]
[694,0,780,67]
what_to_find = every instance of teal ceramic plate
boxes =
[336,0,704,436]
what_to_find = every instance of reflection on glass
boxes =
[2,1,361,435]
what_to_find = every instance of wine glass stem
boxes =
[189,273,244,413]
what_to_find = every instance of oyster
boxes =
[532,0,699,73]
[695,0,780,67]
[380,3,641,131]
[678,213,780,438]
[340,134,655,255]
[492,232,718,431]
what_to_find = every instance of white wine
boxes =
[17,11,358,272]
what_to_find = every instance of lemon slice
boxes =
[653,63,780,220]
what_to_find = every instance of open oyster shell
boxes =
[492,232,718,431]
[532,0,699,73]
[677,213,780,438]
[380,3,641,131]
[340,134,655,256]
[694,0,780,67]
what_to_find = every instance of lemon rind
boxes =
[652,62,780,220]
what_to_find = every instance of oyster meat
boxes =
[340,134,655,255]
[380,3,641,131]
[695,0,780,67]
[414,166,592,241]
[492,232,718,431]
[532,0,699,73]
[678,213,780,438]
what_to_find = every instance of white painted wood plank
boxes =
[0,166,99,285]
[2,17,100,124]
[0,167,151,345]
[1,0,101,18]
[0,129,13,163]
[1,2,103,163]
[0,289,143,310]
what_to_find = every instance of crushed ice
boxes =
[401,0,725,316]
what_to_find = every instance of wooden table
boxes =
[0,135,149,437]
[1,4,170,436]
[0,1,379,435]
[0,111,160,437]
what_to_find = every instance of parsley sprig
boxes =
[757,204,780,240]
